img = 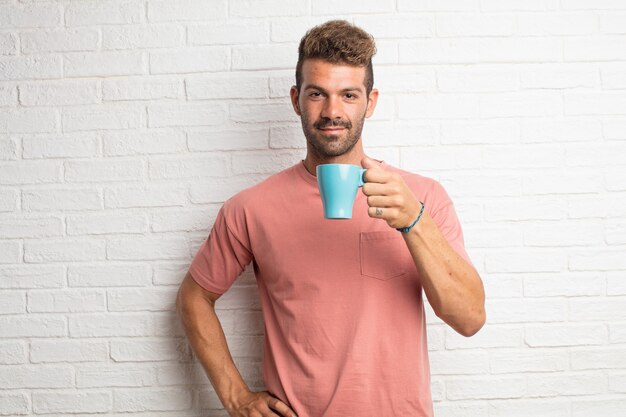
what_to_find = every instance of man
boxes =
[177,20,485,417]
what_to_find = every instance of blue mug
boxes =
[316,164,367,219]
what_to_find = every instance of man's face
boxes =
[291,59,378,158]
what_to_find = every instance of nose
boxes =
[320,95,343,120]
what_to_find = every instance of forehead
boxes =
[300,59,366,91]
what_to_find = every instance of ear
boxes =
[365,88,379,119]
[290,85,301,116]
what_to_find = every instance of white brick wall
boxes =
[0,1,624,416]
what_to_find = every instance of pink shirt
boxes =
[190,160,472,417]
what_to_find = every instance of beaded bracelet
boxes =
[396,201,425,233]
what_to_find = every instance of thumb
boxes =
[361,156,377,168]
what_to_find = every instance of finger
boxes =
[363,166,393,184]
[366,195,399,208]
[362,182,392,196]
[368,206,398,219]
[267,396,298,417]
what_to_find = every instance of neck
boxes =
[303,142,368,177]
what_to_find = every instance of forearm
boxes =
[176,290,249,413]
[402,210,485,336]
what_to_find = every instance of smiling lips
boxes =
[319,127,345,134]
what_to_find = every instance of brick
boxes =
[22,132,99,159]
[147,102,227,127]
[189,21,269,45]
[270,17,333,42]
[605,166,626,191]
[189,177,260,204]
[362,122,437,148]
[222,335,264,358]
[525,273,604,297]
[24,239,106,263]
[566,92,626,115]
[230,0,307,17]
[103,76,183,101]
[572,347,626,370]
[601,12,626,34]
[147,0,226,22]
[435,402,488,417]
[107,237,189,261]
[0,240,19,263]
[480,92,561,118]
[269,125,306,149]
[311,0,392,14]
[149,154,229,179]
[565,37,626,61]
[488,399,570,417]
[491,349,569,373]
[111,338,189,362]
[0,291,25,314]
[154,311,186,337]
[113,388,192,411]
[524,219,604,246]
[568,193,626,219]
[186,73,268,100]
[30,339,108,363]
[21,28,99,54]
[0,393,28,415]
[188,128,268,152]
[0,365,72,388]
[68,264,151,287]
[573,399,626,417]
[64,51,144,78]
[231,150,302,175]
[102,24,184,50]
[481,274,523,298]
[563,0,626,9]
[527,373,606,397]
[67,212,147,236]
[437,66,518,92]
[526,324,608,347]
[77,364,155,388]
[0,55,62,81]
[567,143,626,168]
[0,316,66,338]
[153,262,190,286]
[0,108,57,133]
[400,39,479,64]
[0,3,61,28]
[269,71,293,98]
[150,47,229,74]
[22,188,102,211]
[487,298,567,323]
[0,32,18,56]
[437,13,514,37]
[0,136,18,161]
[232,44,296,70]
[19,80,99,106]
[105,184,187,208]
[570,249,626,271]
[0,265,64,289]
[354,15,434,38]
[397,94,479,119]
[157,362,207,386]
[521,119,601,143]
[447,376,525,400]
[479,37,562,63]
[69,313,154,337]
[569,297,626,321]
[0,215,62,238]
[33,391,111,414]
[398,0,479,11]
[402,145,482,171]
[610,372,626,392]
[28,289,106,313]
[523,169,603,195]
[65,158,144,183]
[484,144,563,169]
[521,64,599,89]
[602,64,626,89]
[103,129,186,155]
[441,120,519,145]
[430,351,489,375]
[65,0,143,26]
[150,208,216,233]
[0,84,17,106]
[0,341,26,364]
[62,105,143,132]
[485,196,565,221]
[231,102,299,123]
[108,288,177,312]
[517,12,597,35]
[446,326,522,349]
[608,272,626,296]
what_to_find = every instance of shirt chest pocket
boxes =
[359,231,408,281]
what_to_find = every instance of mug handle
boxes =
[358,168,367,187]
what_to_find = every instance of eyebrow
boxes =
[304,84,364,93]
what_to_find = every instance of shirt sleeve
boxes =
[426,181,474,268]
[188,202,253,295]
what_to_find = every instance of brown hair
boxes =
[295,20,377,96]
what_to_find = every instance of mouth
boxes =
[318,127,346,134]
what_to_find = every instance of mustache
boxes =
[314,118,352,129]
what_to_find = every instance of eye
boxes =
[345,93,357,99]
[309,91,322,98]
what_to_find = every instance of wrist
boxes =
[396,201,425,233]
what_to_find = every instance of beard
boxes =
[300,109,366,159]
